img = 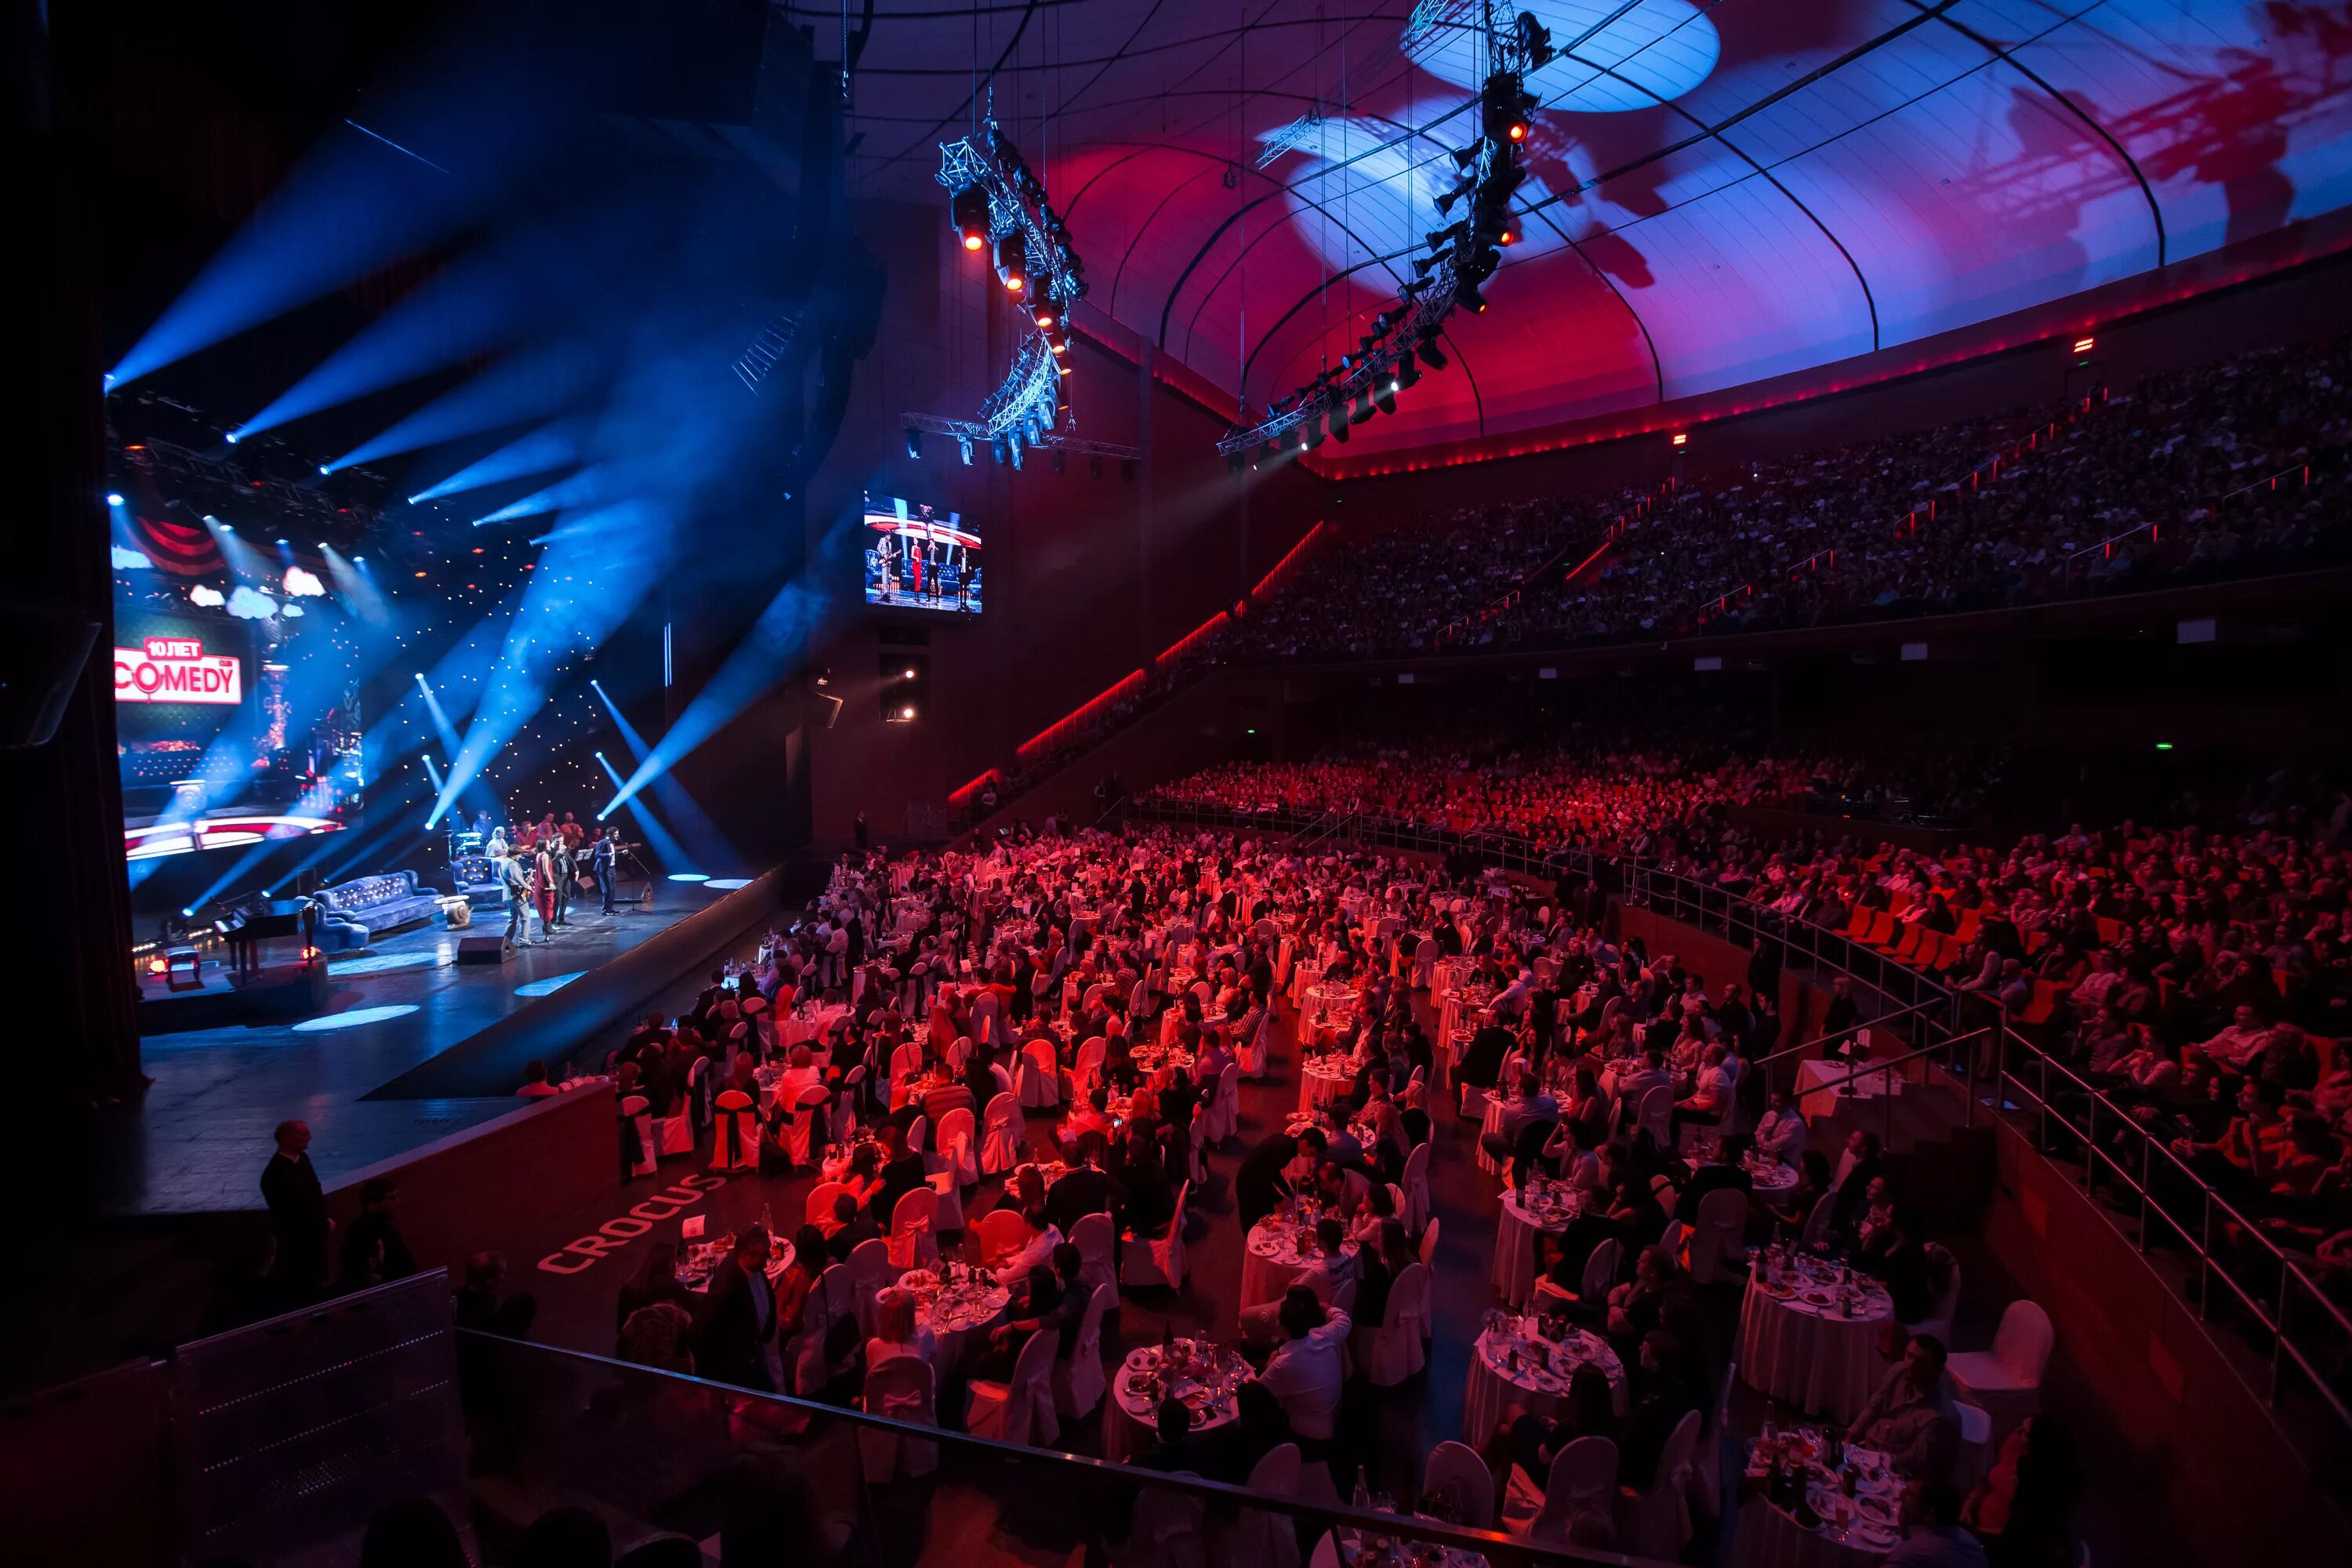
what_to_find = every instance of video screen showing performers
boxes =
[114,591,364,865]
[863,492,982,614]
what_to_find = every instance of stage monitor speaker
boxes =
[455,935,513,965]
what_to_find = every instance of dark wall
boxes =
[1334,249,2352,527]
[805,203,1326,841]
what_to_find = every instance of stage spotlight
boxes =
[1375,386,1397,416]
[1330,419,1349,445]
[959,436,975,465]
[1417,337,1449,371]
[901,706,916,720]
[950,183,991,251]
[1483,73,1533,144]
[995,232,1026,293]
[1451,143,1482,170]
[201,514,217,524]
[317,464,331,476]
[1349,389,1374,426]
[1398,358,1422,390]
[991,437,1008,465]
[906,428,923,460]
[1227,451,1243,474]
[1454,278,1487,314]
[107,492,124,506]
[224,430,241,444]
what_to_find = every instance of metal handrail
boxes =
[463,1330,1663,1568]
[1748,994,1958,1071]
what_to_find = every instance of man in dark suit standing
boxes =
[1046,1131,1126,1236]
[260,1119,331,1307]
[691,1226,780,1391]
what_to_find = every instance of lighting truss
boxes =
[731,314,800,394]
[906,122,1094,452]
[1254,113,1330,169]
[1218,15,1550,459]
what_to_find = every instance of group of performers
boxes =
[440,808,629,946]
[869,532,980,610]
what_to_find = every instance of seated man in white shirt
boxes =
[1240,1217,1357,1341]
[1252,1286,1352,1445]
[990,1205,1064,1286]
[776,1044,825,1104]
[2194,1004,2272,1073]
[1752,1089,1808,1167]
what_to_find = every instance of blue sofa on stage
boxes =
[450,855,508,909]
[316,870,445,943]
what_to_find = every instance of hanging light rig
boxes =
[905,121,1105,470]
[1220,10,1551,465]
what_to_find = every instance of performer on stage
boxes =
[534,840,559,934]
[593,827,619,914]
[550,837,575,929]
[501,848,535,945]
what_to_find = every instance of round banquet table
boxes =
[1102,1341,1250,1463]
[1475,1096,1510,1176]
[1795,1057,1903,1124]
[1460,1318,1626,1446]
[1301,983,1359,1028]
[1298,1058,1356,1113]
[1490,1186,1588,1306]
[1290,961,1325,1006]
[1737,1269,1896,1424]
[679,1236,794,1294]
[1730,1437,1902,1568]
[887,1269,1009,1367]
[1241,1216,1362,1309]
[1746,1159,1802,1196]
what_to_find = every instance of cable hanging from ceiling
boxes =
[1219,7,1552,466]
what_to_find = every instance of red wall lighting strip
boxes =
[1016,669,1148,764]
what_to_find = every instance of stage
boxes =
[96,869,815,1218]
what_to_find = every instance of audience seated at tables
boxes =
[1250,1285,1353,1446]
[1849,1333,1963,1483]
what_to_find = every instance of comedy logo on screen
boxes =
[114,637,242,705]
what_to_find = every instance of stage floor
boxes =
[100,885,735,1218]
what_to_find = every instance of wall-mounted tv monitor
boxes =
[863,492,981,614]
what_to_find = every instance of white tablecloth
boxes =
[1102,1342,1246,1463]
[1290,961,1324,1006]
[1737,1273,1895,1424]
[1241,1218,1360,1309]
[1748,1160,1802,1196]
[1477,1097,1510,1176]
[1730,1439,1902,1568]
[889,1269,1008,1367]
[1461,1322,1626,1446]
[1795,1058,1904,1125]
[1299,1060,1355,1113]
[1490,1190,1583,1306]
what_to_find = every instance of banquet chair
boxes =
[979,1092,1024,1175]
[805,1181,850,1228]
[1116,1477,1208,1568]
[685,1056,713,1133]
[1801,1192,1838,1250]
[1613,1409,1699,1559]
[652,1100,695,1160]
[779,1085,832,1170]
[1071,1210,1117,1301]
[1832,1144,1861,1191]
[889,1042,926,1098]
[945,1034,971,1073]
[971,989,1002,1047]
[1120,1180,1190,1289]
[833,1064,866,1140]
[1953,1396,1993,1493]
[1053,1283,1116,1420]
[1637,1085,1674,1150]
[848,1238,894,1334]
[1947,1298,2053,1443]
[1017,1040,1064,1109]
[964,1317,1061,1446]
[1205,1063,1241,1145]
[1421,1439,1495,1530]
[1399,1142,1432,1238]
[1910,1250,1962,1348]
[1689,1359,1736,1523]
[977,1207,1029,1261]
[1684,1187,1751,1286]
[906,1115,928,1155]
[1073,1036,1108,1097]
[1191,980,1214,1007]
[1356,1261,1430,1387]
[926,1166,965,1234]
[710,1089,760,1171]
[856,1355,939,1481]
[887,1187,939,1272]
[1534,1236,1621,1312]
[786,1272,832,1396]
[935,1106,980,1187]
[1221,1443,1301,1568]
[1501,1436,1617,1541]
[1417,1217,1441,1269]
[619,1094,658,1178]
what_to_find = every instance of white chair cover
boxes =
[1237,1013,1272,1078]
[977,1208,1030,1259]
[834,1064,866,1139]
[1204,1063,1241,1145]
[1120,1479,1207,1568]
[980,1091,1024,1174]
[858,1354,939,1480]
[1613,1410,1698,1559]
[906,1114,928,1155]
[786,1265,835,1396]
[935,1106,979,1186]
[806,1181,849,1226]
[1072,1210,1117,1301]
[1017,1040,1063,1109]
[1421,1439,1495,1529]
[926,1166,965,1232]
[780,1084,830,1167]
[1801,1192,1838,1250]
[1418,1217,1441,1269]
[620,1094,657,1178]
[1910,1253,1962,1348]
[710,1089,760,1171]
[887,1186,938,1272]
[848,1237,894,1334]
[1505,1436,1617,1541]
[1359,1261,1431,1387]
[1399,1142,1432,1237]
[1073,1036,1108,1097]
[1690,1359,1736,1522]
[965,1316,1061,1446]
[1052,1283,1116,1419]
[1947,1298,2053,1444]
[1228,1443,1301,1568]
[1686,1186,1750,1285]
[1120,1179,1189,1289]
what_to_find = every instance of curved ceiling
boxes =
[820,0,2352,456]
